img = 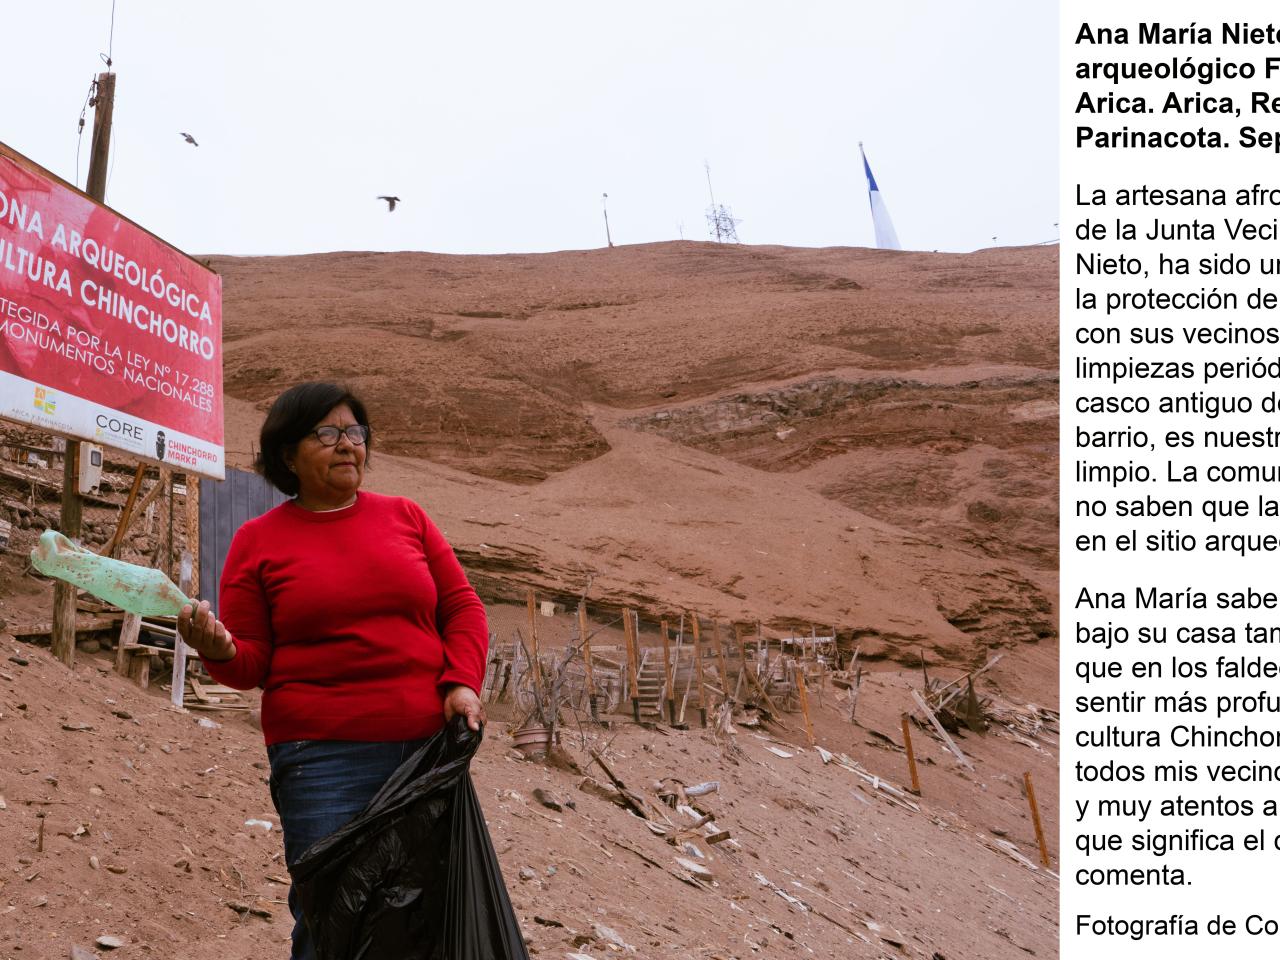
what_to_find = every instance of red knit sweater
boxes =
[200,491,489,746]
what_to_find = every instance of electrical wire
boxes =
[104,0,116,68]
[74,77,97,189]
[106,125,118,200]
[102,0,118,199]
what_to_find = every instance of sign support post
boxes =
[52,71,115,668]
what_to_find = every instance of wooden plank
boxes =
[185,701,249,712]
[733,623,787,721]
[901,713,922,795]
[115,614,141,674]
[96,474,166,556]
[185,473,200,593]
[911,689,974,770]
[188,678,215,703]
[525,588,542,689]
[588,750,650,820]
[622,607,640,721]
[577,601,595,705]
[127,648,151,688]
[121,642,176,655]
[0,463,118,508]
[733,622,751,688]
[660,619,675,725]
[794,665,815,747]
[712,619,729,695]
[170,560,193,710]
[11,614,123,638]
[690,614,707,726]
[185,701,249,711]
[104,464,146,558]
[935,654,1005,712]
[1024,771,1050,867]
[847,644,862,722]
[197,682,240,695]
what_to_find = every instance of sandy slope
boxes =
[0,240,1059,957]
[212,240,1059,664]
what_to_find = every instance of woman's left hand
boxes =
[443,684,486,731]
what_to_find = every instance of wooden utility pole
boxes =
[85,72,116,200]
[690,614,707,727]
[660,619,675,725]
[52,70,115,668]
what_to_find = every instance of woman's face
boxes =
[286,402,367,505]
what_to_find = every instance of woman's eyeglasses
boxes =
[309,424,371,447]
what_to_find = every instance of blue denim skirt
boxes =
[268,738,428,960]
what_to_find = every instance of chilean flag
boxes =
[860,143,901,250]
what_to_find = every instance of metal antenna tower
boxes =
[602,192,614,248]
[703,161,741,243]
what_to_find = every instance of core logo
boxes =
[95,413,144,442]
[32,387,56,415]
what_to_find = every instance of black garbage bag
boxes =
[291,717,530,960]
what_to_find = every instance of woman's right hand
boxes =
[177,600,236,662]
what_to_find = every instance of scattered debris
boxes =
[532,787,573,812]
[592,923,636,953]
[226,901,273,919]
[674,856,713,882]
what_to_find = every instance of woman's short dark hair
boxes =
[254,382,372,496]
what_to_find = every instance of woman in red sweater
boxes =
[176,382,488,960]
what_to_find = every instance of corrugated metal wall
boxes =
[198,468,286,616]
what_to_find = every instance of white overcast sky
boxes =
[6,2,1057,257]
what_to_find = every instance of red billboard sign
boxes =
[0,142,223,477]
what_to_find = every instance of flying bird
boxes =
[180,132,198,146]
[378,195,401,212]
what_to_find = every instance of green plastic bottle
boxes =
[30,529,193,617]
